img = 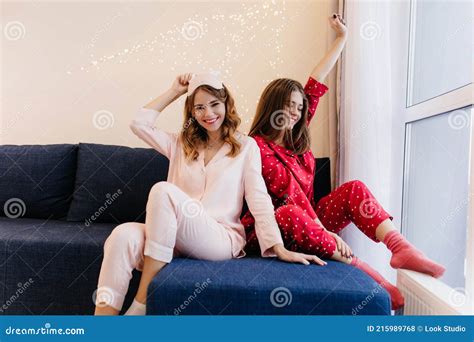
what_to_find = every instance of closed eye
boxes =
[286,101,303,112]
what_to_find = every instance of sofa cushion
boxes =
[67,143,169,224]
[147,257,391,315]
[0,144,77,219]
[0,217,39,308]
[0,217,140,315]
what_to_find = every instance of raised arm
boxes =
[142,73,193,112]
[310,13,347,83]
[129,73,193,158]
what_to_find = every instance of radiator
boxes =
[397,269,471,315]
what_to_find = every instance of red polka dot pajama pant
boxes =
[276,180,393,258]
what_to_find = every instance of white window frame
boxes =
[400,0,473,314]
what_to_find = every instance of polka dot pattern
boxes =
[315,180,392,242]
[275,204,336,258]
[241,78,392,257]
[304,76,329,124]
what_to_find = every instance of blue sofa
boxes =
[0,143,391,315]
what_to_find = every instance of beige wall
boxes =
[1,0,337,158]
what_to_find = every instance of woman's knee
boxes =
[275,204,306,224]
[345,179,366,189]
[105,222,145,253]
[147,182,187,210]
[149,181,179,198]
[275,204,301,217]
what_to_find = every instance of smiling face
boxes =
[249,78,311,155]
[192,88,226,133]
[285,90,304,129]
[180,84,241,161]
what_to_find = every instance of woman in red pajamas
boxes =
[241,14,445,310]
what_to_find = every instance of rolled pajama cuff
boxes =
[95,286,126,311]
[144,239,174,263]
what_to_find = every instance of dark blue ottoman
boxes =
[147,258,391,315]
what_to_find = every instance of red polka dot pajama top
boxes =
[241,77,393,258]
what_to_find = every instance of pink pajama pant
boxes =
[95,181,233,310]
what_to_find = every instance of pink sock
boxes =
[351,256,404,310]
[384,230,445,278]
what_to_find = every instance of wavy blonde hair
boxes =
[180,84,241,161]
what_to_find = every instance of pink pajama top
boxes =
[130,107,284,258]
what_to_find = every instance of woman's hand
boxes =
[329,13,347,38]
[171,73,194,96]
[272,244,327,266]
[314,216,352,258]
[326,231,353,258]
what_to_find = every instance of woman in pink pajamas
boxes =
[241,14,445,310]
[94,72,326,315]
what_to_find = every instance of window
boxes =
[406,0,472,106]
[402,106,471,290]
[401,0,473,310]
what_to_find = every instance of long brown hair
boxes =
[180,84,241,161]
[249,78,310,155]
